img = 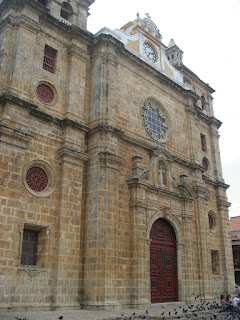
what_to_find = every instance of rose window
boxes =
[26,167,48,192]
[37,84,54,103]
[142,100,168,142]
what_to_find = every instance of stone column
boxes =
[181,203,194,302]
[209,121,223,182]
[81,150,122,308]
[53,146,89,307]
[90,42,118,127]
[127,179,149,305]
[193,184,211,300]
[217,197,235,294]
[65,43,89,122]
[185,95,199,164]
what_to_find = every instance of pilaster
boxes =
[128,179,149,305]
[90,42,118,127]
[53,146,89,306]
[81,150,123,307]
[217,198,235,294]
[65,43,89,122]
[192,184,211,300]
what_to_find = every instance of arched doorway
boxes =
[150,218,178,303]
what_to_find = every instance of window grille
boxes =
[21,229,39,266]
[43,45,57,73]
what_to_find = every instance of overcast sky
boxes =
[87,0,240,218]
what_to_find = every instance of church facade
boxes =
[0,0,234,312]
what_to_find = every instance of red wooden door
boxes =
[150,219,178,303]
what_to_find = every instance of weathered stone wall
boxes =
[0,0,234,313]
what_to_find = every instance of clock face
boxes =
[143,43,156,63]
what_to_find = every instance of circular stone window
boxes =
[26,167,48,192]
[37,83,54,103]
[23,161,55,197]
[142,100,168,142]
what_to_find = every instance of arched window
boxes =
[208,213,214,230]
[60,2,73,21]
[201,95,206,109]
[202,158,209,171]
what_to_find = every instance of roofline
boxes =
[176,64,215,94]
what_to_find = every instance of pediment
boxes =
[177,184,193,198]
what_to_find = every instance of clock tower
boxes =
[113,13,188,87]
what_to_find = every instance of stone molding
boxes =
[217,199,231,210]
[0,123,33,149]
[0,93,90,131]
[98,151,123,170]
[67,43,89,62]
[58,146,89,166]
[147,211,184,247]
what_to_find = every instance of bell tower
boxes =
[36,0,95,30]
[166,38,183,66]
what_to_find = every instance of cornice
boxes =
[88,122,209,173]
[195,105,222,128]
[93,33,194,96]
[127,177,191,201]
[202,174,229,189]
[98,151,123,167]
[176,64,215,94]
[0,93,90,132]
[0,123,33,147]
[217,199,231,210]
[58,146,89,163]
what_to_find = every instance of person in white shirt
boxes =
[232,295,240,311]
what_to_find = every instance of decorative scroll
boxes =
[26,167,48,192]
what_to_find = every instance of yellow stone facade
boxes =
[0,0,234,312]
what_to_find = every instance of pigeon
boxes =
[146,309,148,314]
[161,311,164,315]
[58,317,63,320]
